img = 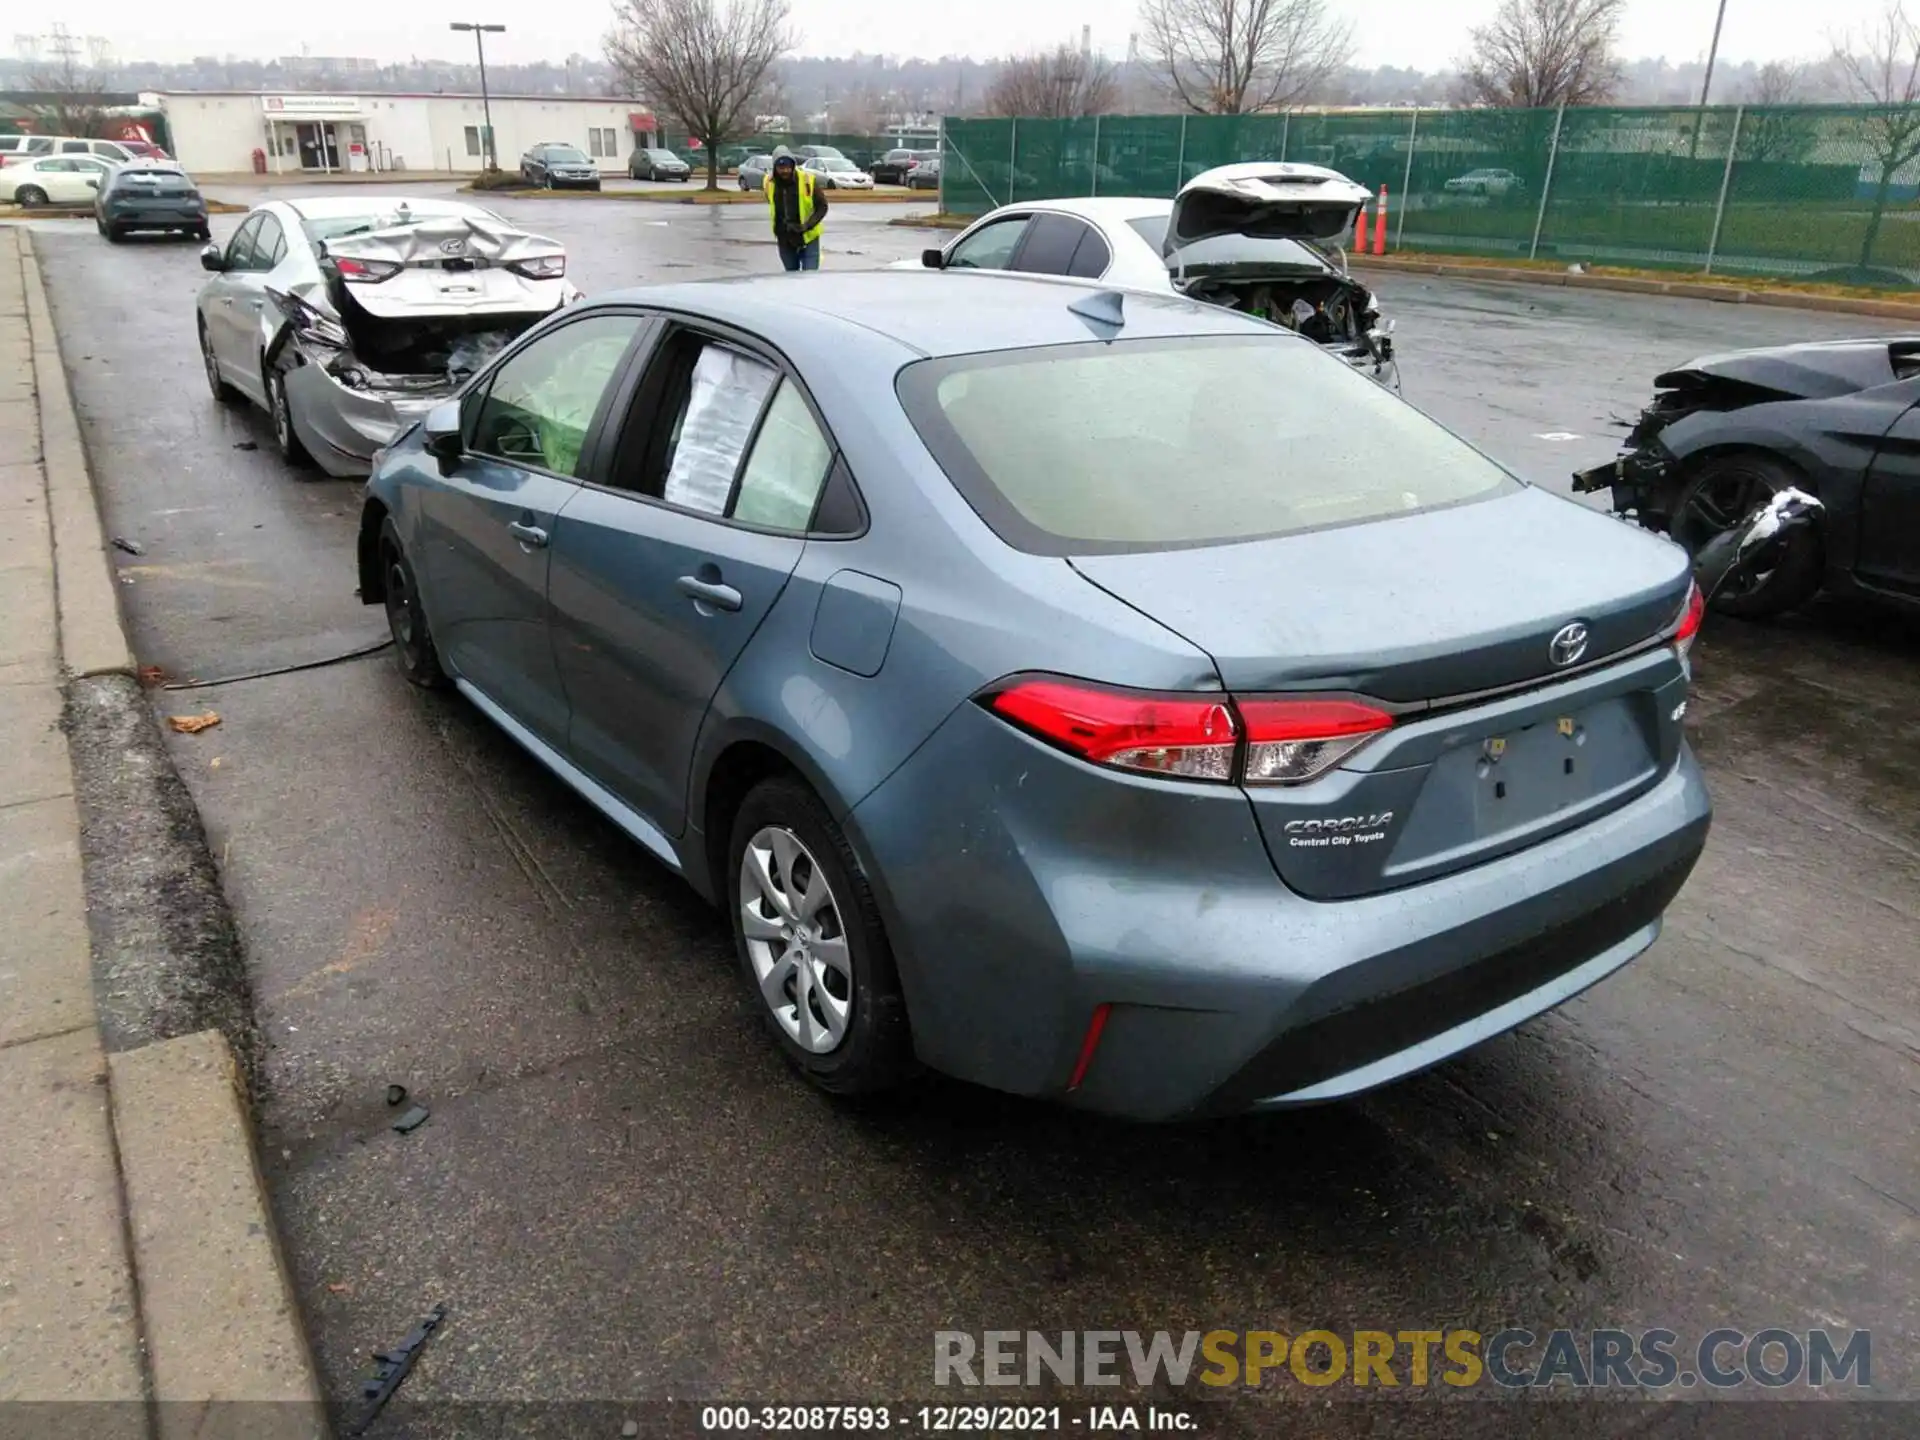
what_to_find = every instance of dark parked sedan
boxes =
[905,156,941,191]
[1575,338,1920,617]
[519,143,602,190]
[871,148,937,184]
[631,147,691,182]
[356,271,1710,1120]
[96,165,209,241]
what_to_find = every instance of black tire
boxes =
[728,777,914,1096]
[199,321,239,404]
[1671,452,1825,619]
[265,364,312,468]
[105,224,126,242]
[378,517,450,689]
[16,185,48,208]
[191,225,210,241]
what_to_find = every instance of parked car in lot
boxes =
[96,164,208,239]
[196,197,578,476]
[796,144,846,162]
[870,148,937,184]
[1445,167,1525,197]
[631,147,691,181]
[354,268,1711,1119]
[4,154,114,207]
[520,143,602,189]
[1,134,144,166]
[905,155,941,191]
[914,165,1398,388]
[802,156,874,190]
[1575,338,1920,618]
[737,153,773,191]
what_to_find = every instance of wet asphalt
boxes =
[24,188,1920,1433]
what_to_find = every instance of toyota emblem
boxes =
[1549,622,1590,668]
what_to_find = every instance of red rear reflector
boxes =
[335,256,400,282]
[1067,1003,1112,1091]
[988,679,1238,781]
[1237,698,1394,786]
[1672,580,1705,656]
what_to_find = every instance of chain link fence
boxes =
[940,105,1920,287]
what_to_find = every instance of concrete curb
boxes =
[19,229,327,1431]
[19,232,134,679]
[109,1032,328,1439]
[1352,254,1920,321]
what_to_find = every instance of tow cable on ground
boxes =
[159,638,393,691]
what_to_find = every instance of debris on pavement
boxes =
[328,1282,353,1294]
[166,712,222,735]
[232,440,259,451]
[350,1302,448,1437]
[385,1083,407,1107]
[136,664,169,687]
[391,1104,430,1134]
[111,536,144,555]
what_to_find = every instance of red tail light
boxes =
[1672,580,1705,657]
[987,679,1238,781]
[1237,698,1395,785]
[334,256,401,283]
[506,254,567,280]
[985,679,1394,786]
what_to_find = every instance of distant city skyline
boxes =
[19,0,1876,73]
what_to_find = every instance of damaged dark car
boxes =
[1575,338,1920,617]
[195,197,581,476]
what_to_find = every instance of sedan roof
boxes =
[601,269,1273,360]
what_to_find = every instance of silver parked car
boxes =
[195,197,579,476]
[356,269,1711,1119]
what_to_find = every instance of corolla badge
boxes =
[1548,621,1590,668]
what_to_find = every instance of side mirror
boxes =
[423,401,463,466]
[85,177,99,189]
[199,243,226,272]
[921,247,946,269]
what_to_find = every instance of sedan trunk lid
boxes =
[1164,162,1373,260]
[322,212,569,320]
[1069,488,1694,899]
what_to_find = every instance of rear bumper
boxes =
[849,702,1710,1121]
[284,363,442,478]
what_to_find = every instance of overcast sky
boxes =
[30,0,1892,72]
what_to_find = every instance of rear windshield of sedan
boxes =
[111,169,195,191]
[897,335,1519,554]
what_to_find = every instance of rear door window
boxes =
[248,215,285,271]
[225,215,264,271]
[1010,214,1090,276]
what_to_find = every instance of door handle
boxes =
[677,575,742,612]
[507,520,549,549]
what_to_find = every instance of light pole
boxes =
[1699,0,1730,107]
[450,22,505,170]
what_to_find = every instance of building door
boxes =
[295,123,341,170]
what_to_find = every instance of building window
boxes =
[465,125,481,157]
[588,127,618,158]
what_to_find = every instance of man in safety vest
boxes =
[765,146,827,272]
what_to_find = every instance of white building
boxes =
[144,90,658,175]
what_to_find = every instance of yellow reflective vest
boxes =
[765,167,825,245]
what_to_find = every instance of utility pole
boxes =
[450,21,505,169]
[1699,0,1730,106]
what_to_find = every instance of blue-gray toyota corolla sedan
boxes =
[356,270,1712,1120]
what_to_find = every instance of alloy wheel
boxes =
[384,552,417,656]
[270,372,293,453]
[739,826,853,1054]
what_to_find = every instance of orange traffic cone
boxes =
[1354,201,1368,253]
[1373,186,1389,255]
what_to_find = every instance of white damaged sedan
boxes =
[195,196,580,475]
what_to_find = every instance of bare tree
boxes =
[1834,1,1920,270]
[606,0,793,189]
[1138,0,1353,115]
[1456,0,1624,108]
[1738,59,1818,164]
[25,51,114,138]
[984,45,1119,118]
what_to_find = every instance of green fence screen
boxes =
[940,104,1920,288]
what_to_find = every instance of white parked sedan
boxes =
[802,157,875,190]
[909,163,1397,387]
[4,154,115,207]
